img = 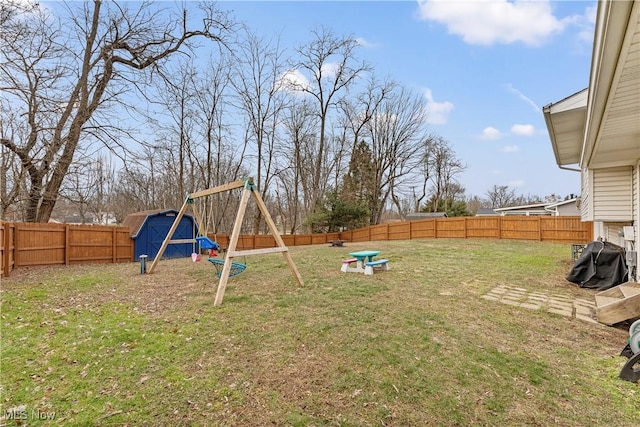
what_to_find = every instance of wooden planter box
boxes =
[595,282,640,325]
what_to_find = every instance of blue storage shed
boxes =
[123,209,198,260]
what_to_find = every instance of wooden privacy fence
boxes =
[1,216,591,277]
[1,222,133,277]
[342,216,593,243]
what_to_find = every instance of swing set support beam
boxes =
[188,180,245,199]
[228,247,288,257]
[147,178,304,306]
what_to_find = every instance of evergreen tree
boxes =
[342,140,376,222]
[422,197,471,217]
[305,187,370,233]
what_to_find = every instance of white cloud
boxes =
[276,69,310,92]
[501,145,519,153]
[423,88,454,124]
[481,126,502,140]
[511,124,535,136]
[585,5,597,25]
[480,124,534,140]
[576,5,597,45]
[416,0,567,46]
[320,62,340,79]
[355,37,377,48]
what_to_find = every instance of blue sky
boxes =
[217,0,596,200]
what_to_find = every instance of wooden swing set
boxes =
[147,178,304,305]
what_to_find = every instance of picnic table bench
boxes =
[364,259,390,275]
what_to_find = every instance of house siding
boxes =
[602,222,632,246]
[634,162,639,224]
[634,161,640,281]
[592,166,633,221]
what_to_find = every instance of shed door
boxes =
[147,214,195,259]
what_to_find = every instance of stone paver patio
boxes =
[482,284,598,323]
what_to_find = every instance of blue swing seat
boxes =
[196,236,220,250]
[208,258,246,278]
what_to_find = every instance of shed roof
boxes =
[122,209,193,238]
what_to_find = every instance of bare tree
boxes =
[290,27,370,213]
[427,138,466,213]
[149,59,200,199]
[485,185,517,208]
[134,49,247,234]
[62,163,93,223]
[336,75,395,189]
[0,0,234,222]
[278,99,318,232]
[191,55,237,190]
[190,54,248,235]
[0,105,27,220]
[466,195,487,215]
[232,29,289,233]
[111,166,154,222]
[58,155,115,224]
[365,86,434,224]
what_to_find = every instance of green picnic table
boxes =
[341,250,389,275]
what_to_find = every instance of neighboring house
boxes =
[62,212,118,225]
[493,199,581,217]
[493,203,550,216]
[543,0,639,270]
[406,212,448,220]
[65,215,96,224]
[475,208,496,216]
[94,212,118,225]
[544,198,581,216]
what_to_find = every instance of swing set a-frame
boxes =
[147,178,304,306]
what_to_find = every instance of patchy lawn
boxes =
[1,239,638,426]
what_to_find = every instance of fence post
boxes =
[2,222,11,277]
[65,224,70,265]
[538,217,542,241]
[112,227,117,263]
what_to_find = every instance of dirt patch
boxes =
[2,258,221,315]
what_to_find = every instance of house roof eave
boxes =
[582,0,639,168]
[542,88,587,168]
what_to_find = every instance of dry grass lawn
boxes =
[1,239,639,426]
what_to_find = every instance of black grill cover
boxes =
[566,241,628,291]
